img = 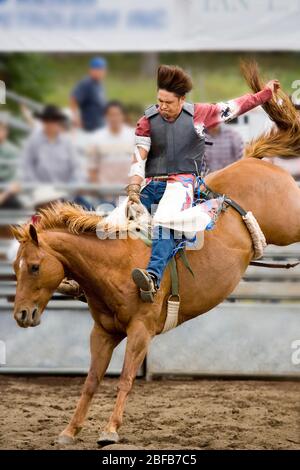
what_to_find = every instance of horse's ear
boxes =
[29,224,39,246]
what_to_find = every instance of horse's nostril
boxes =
[21,310,27,321]
[32,308,37,321]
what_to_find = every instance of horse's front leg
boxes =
[58,323,123,444]
[97,319,153,446]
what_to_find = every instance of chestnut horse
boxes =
[11,63,300,445]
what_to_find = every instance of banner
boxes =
[0,0,299,51]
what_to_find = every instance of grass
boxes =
[12,52,300,114]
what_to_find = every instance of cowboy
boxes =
[128,65,280,302]
[21,105,83,184]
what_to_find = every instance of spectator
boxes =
[0,181,22,208]
[89,101,135,189]
[70,57,107,132]
[21,105,84,184]
[31,185,67,211]
[0,120,19,182]
[205,123,244,173]
[0,120,22,208]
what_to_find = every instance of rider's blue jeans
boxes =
[140,181,178,286]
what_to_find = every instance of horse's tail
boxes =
[240,59,300,159]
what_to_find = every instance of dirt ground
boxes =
[0,376,299,450]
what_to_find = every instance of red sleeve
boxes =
[233,88,272,115]
[135,115,151,137]
[195,87,273,129]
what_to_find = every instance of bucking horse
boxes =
[11,62,300,445]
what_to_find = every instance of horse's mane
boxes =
[11,202,104,242]
[240,60,300,159]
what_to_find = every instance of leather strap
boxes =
[223,197,247,217]
[178,249,195,277]
[249,260,300,269]
[201,181,247,217]
[169,258,179,296]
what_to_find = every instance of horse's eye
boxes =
[31,264,39,274]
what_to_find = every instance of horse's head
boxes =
[12,224,65,328]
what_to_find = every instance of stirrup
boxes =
[131,268,157,303]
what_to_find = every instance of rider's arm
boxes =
[128,146,149,186]
[199,81,279,129]
[126,116,151,203]
[126,147,149,205]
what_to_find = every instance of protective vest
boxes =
[145,102,205,177]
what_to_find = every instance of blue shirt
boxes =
[72,76,106,131]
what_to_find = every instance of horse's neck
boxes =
[43,231,106,289]
[42,230,131,306]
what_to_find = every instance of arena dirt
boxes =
[0,376,299,450]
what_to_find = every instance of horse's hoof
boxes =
[97,431,120,447]
[57,433,75,445]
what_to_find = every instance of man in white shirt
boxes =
[89,101,135,192]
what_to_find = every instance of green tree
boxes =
[0,53,55,103]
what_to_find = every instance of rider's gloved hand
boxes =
[126,183,142,219]
[126,183,141,203]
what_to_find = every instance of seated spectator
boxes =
[31,185,67,212]
[21,105,84,183]
[89,101,135,205]
[0,120,22,208]
[0,120,20,182]
[0,181,22,209]
[205,123,244,173]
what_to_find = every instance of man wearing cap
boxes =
[70,57,107,132]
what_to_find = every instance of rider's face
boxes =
[157,89,185,121]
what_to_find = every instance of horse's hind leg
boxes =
[97,319,152,446]
[58,323,123,445]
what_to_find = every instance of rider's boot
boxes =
[131,268,159,303]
